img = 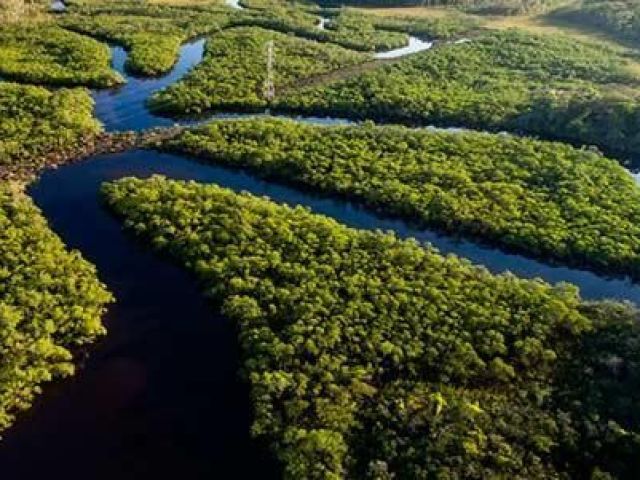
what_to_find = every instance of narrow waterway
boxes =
[374,36,434,59]
[3,17,640,480]
[94,39,206,132]
[93,32,432,132]
[31,150,640,303]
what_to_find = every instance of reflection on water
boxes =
[0,151,282,479]
[68,37,640,304]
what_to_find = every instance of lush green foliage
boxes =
[60,16,184,76]
[321,10,408,51]
[228,3,346,53]
[234,0,451,51]
[60,3,232,75]
[236,2,477,54]
[0,24,122,88]
[148,27,369,115]
[164,118,640,278]
[0,183,112,433]
[103,175,640,479]
[238,0,320,11]
[0,82,101,178]
[232,6,412,52]
[58,0,408,75]
[314,9,475,47]
[278,30,640,161]
[57,0,476,79]
[369,10,480,39]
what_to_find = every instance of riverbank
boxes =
[0,128,183,182]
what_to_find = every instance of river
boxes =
[2,20,640,480]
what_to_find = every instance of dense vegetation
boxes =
[367,10,479,39]
[57,0,413,75]
[0,82,101,179]
[58,2,401,75]
[0,183,112,434]
[232,0,476,49]
[553,0,640,45]
[163,118,640,278]
[148,27,369,115]
[278,30,640,162]
[238,0,320,11]
[60,16,184,76]
[60,2,233,75]
[0,24,121,88]
[237,5,476,48]
[103,175,640,479]
[57,0,476,74]
[1,1,639,474]
[320,10,408,51]
[235,5,410,52]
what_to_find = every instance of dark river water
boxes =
[2,28,640,480]
[93,40,206,132]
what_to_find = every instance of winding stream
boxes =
[94,40,206,132]
[374,36,434,59]
[3,23,640,480]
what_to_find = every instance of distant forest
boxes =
[554,1,640,45]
